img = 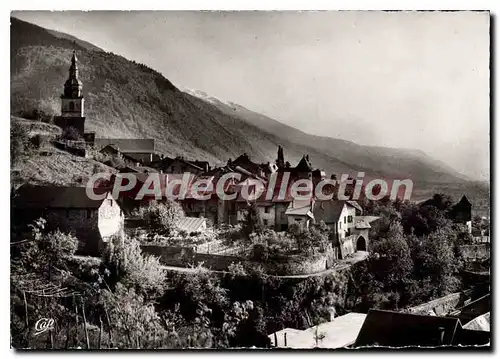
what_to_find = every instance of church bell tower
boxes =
[54,49,86,137]
[61,50,84,117]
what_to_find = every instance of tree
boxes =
[61,126,83,141]
[19,218,78,280]
[352,222,413,310]
[10,121,30,164]
[101,283,168,348]
[401,202,451,237]
[133,200,184,235]
[103,236,166,298]
[242,202,264,239]
[408,227,462,298]
[170,265,229,325]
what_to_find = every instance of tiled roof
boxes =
[95,138,155,153]
[354,309,461,348]
[463,312,490,332]
[285,199,314,218]
[269,313,367,349]
[13,184,111,209]
[177,217,206,233]
[355,216,380,229]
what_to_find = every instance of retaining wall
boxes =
[140,244,332,276]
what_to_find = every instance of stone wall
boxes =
[141,244,332,276]
[141,245,195,267]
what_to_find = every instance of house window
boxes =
[69,101,75,111]
[348,215,353,223]
[296,218,302,222]
[263,219,268,226]
[265,206,270,214]
[344,216,347,224]
[339,221,342,229]
[108,199,113,207]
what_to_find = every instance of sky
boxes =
[12,11,490,181]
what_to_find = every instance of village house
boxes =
[99,144,142,165]
[285,199,315,228]
[313,200,378,259]
[12,185,124,256]
[156,156,210,175]
[449,195,473,233]
[95,138,158,164]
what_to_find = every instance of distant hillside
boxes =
[184,88,471,183]
[11,16,472,189]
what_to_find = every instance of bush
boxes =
[61,126,83,141]
[101,283,169,348]
[241,202,264,239]
[17,218,78,280]
[10,121,30,164]
[104,236,166,298]
[133,200,185,235]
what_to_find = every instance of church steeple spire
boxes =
[63,49,83,98]
[60,49,85,119]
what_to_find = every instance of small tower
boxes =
[276,145,285,169]
[54,49,86,137]
[61,50,84,117]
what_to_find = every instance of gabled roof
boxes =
[347,200,363,213]
[285,199,314,218]
[100,144,139,164]
[177,217,206,233]
[354,309,461,348]
[95,138,155,153]
[269,313,367,349]
[12,184,112,209]
[355,216,380,229]
[463,312,490,332]
[294,155,313,172]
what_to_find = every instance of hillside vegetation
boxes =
[11,16,479,188]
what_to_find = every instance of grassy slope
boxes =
[11,116,116,188]
[11,149,116,188]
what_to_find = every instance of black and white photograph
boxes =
[9,9,491,350]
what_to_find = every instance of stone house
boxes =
[313,200,378,259]
[99,144,142,166]
[285,199,315,228]
[95,138,157,164]
[12,185,124,256]
[159,156,209,175]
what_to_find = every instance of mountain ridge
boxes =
[11,16,470,187]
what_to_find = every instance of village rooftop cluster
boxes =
[86,171,414,202]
